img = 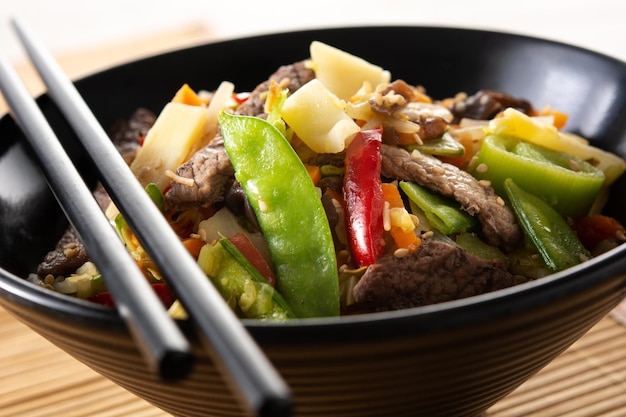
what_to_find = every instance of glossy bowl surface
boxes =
[2,26,626,417]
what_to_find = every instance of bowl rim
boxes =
[85,23,626,74]
[2,242,626,336]
[2,24,626,338]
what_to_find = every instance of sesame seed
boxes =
[63,247,77,259]
[478,179,491,187]
[496,196,505,207]
[258,199,269,212]
[421,230,434,239]
[394,248,410,258]
[383,201,391,231]
[432,166,445,175]
[383,91,406,106]
[410,149,423,160]
[475,163,488,173]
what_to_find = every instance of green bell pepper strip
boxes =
[472,135,605,218]
[218,112,339,318]
[399,180,476,235]
[197,240,294,321]
[405,132,465,158]
[503,178,590,272]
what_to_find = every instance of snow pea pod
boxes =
[399,180,476,235]
[218,112,339,318]
[503,178,590,272]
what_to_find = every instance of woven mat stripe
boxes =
[487,317,626,416]
[4,308,626,416]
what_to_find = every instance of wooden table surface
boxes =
[2,25,626,417]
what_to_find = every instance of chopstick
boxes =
[0,44,193,377]
[10,17,292,417]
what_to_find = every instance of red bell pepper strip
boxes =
[89,283,175,309]
[228,233,277,287]
[572,215,626,251]
[343,128,385,266]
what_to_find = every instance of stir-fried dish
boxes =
[30,41,626,320]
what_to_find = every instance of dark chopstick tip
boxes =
[159,350,195,380]
[259,394,293,417]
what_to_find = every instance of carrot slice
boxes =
[182,236,205,259]
[534,105,569,130]
[382,183,404,208]
[171,83,203,106]
[305,164,322,186]
[381,183,420,252]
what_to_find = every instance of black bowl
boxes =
[2,26,626,417]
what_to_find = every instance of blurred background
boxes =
[1,0,625,65]
[2,0,625,113]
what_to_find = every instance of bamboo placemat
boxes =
[3,304,626,417]
[2,23,626,417]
